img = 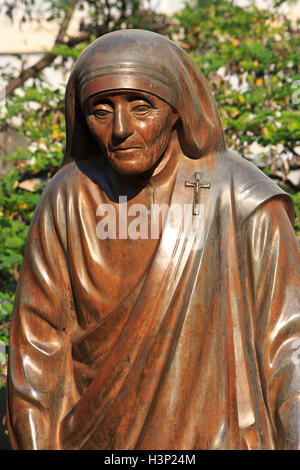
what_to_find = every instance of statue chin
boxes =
[108,158,150,177]
[105,151,165,178]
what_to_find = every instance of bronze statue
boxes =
[7,29,300,450]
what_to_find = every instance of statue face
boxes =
[84,90,178,175]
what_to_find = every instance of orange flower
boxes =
[51,130,60,140]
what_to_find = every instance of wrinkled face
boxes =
[83,90,178,175]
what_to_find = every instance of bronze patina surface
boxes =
[7,30,300,450]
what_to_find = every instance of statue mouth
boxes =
[112,147,141,153]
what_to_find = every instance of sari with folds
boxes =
[7,30,300,450]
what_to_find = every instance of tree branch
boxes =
[5,0,80,98]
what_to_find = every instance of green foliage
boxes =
[291,192,300,231]
[2,88,66,184]
[173,0,300,159]
[52,42,90,61]
[0,291,14,343]
[0,84,65,328]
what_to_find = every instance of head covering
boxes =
[62,29,226,165]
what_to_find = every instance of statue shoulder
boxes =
[34,162,81,215]
[42,161,83,194]
[214,150,294,222]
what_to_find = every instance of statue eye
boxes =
[94,107,112,119]
[132,103,151,115]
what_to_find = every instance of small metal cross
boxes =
[185,172,210,215]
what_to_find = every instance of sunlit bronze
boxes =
[7,30,300,450]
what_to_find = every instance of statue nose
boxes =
[112,106,133,140]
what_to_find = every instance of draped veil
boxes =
[62,29,227,166]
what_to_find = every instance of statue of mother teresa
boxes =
[7,30,300,450]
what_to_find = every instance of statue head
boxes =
[82,89,178,175]
[63,29,227,169]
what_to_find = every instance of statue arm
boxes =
[245,196,300,449]
[7,188,79,449]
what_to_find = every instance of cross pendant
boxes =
[185,172,210,215]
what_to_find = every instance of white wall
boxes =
[156,0,185,14]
